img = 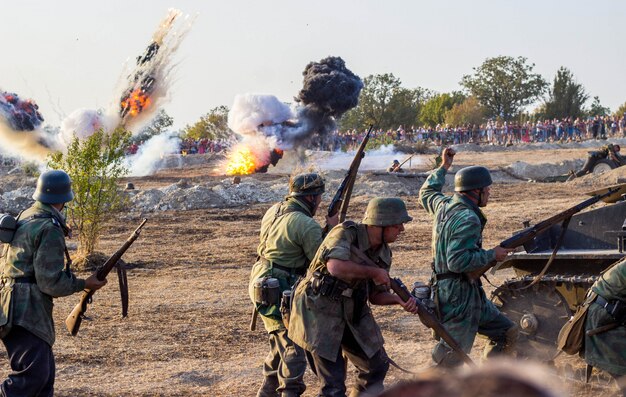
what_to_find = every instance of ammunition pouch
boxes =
[253,277,281,306]
[595,295,626,324]
[280,289,292,328]
[310,271,353,300]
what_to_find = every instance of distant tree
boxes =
[542,67,588,120]
[588,96,611,117]
[182,105,231,140]
[48,128,130,257]
[340,74,430,130]
[461,56,548,120]
[444,96,487,127]
[419,92,465,127]
[613,101,626,117]
[136,109,174,141]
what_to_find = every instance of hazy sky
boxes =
[2,0,625,131]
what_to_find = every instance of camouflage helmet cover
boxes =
[362,197,412,227]
[454,166,492,192]
[288,172,325,197]
[33,170,75,204]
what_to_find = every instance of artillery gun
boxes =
[490,183,626,361]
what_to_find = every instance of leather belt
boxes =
[260,258,307,276]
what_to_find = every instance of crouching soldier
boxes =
[288,198,417,397]
[0,170,107,396]
[249,172,338,397]
[584,257,626,396]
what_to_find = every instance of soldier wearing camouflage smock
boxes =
[418,148,517,367]
[0,170,106,396]
[584,257,626,396]
[249,172,338,397]
[289,198,417,397]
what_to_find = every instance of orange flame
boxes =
[121,88,152,117]
[225,147,258,175]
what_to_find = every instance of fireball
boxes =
[120,87,152,118]
[225,147,258,175]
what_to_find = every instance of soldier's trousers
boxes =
[1,326,55,397]
[257,329,306,397]
[309,326,389,397]
[432,284,517,368]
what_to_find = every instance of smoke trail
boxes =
[124,131,181,176]
[227,94,293,136]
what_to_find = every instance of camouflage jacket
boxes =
[585,258,626,374]
[418,167,496,277]
[0,202,85,346]
[248,197,323,333]
[288,222,389,362]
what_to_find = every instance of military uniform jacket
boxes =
[288,222,389,362]
[418,167,496,277]
[248,198,323,333]
[0,202,85,346]
[585,258,626,375]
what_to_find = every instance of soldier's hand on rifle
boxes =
[493,246,515,262]
[326,212,339,228]
[442,147,455,170]
[397,295,419,314]
[371,268,391,289]
[85,274,107,291]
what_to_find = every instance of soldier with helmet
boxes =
[249,172,338,397]
[0,170,107,396]
[418,148,517,368]
[288,197,418,397]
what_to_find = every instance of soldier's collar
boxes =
[453,193,487,225]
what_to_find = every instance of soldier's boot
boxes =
[257,376,279,397]
[432,343,463,369]
[483,324,519,360]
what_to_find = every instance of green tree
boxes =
[542,67,588,120]
[588,96,611,117]
[419,92,465,127]
[136,109,174,141]
[182,105,231,140]
[615,102,626,117]
[461,56,548,120]
[444,96,487,127]
[340,74,431,130]
[48,128,131,256]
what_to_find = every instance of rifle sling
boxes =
[116,262,129,317]
[512,216,572,291]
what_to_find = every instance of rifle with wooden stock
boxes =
[66,218,148,336]
[390,154,415,172]
[323,125,373,234]
[467,187,619,281]
[350,246,475,366]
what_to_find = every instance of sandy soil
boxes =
[0,147,624,396]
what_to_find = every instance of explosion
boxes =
[225,56,362,174]
[0,91,44,131]
[225,147,257,175]
[120,87,153,118]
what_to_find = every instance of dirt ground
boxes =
[1,147,624,396]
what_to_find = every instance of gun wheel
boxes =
[491,279,571,362]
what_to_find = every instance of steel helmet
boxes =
[33,170,74,204]
[362,197,412,227]
[454,166,492,192]
[288,172,325,197]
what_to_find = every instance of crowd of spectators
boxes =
[329,114,626,151]
[125,138,232,156]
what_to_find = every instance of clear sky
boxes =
[2,0,625,131]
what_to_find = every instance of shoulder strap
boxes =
[18,212,72,274]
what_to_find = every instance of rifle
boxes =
[350,246,475,367]
[390,154,415,172]
[66,218,148,336]
[467,187,618,281]
[323,125,373,233]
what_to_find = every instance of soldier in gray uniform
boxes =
[0,170,107,396]
[249,172,338,397]
[289,198,417,397]
[584,258,626,396]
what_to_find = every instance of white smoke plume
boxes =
[124,131,181,176]
[228,94,293,136]
[307,145,422,171]
[58,108,119,147]
[0,120,52,162]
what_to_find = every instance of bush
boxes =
[48,128,131,257]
